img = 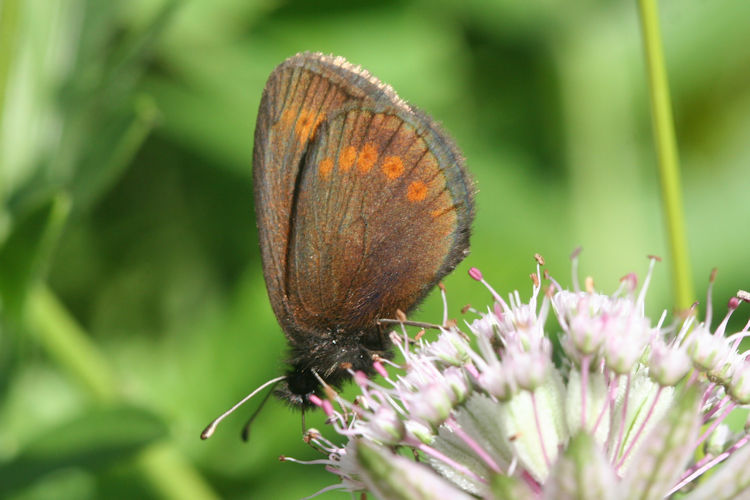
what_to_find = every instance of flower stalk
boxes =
[637,0,694,310]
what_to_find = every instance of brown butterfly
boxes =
[202,52,473,439]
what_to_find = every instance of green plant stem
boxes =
[637,0,694,310]
[27,285,219,500]
[27,285,118,402]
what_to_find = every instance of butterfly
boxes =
[201,53,474,439]
[252,52,475,406]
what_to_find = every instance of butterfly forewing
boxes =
[253,54,403,335]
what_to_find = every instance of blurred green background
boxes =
[1,0,749,498]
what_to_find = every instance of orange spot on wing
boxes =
[295,111,314,137]
[407,181,428,202]
[381,156,404,180]
[357,143,378,173]
[340,146,357,171]
[319,157,334,178]
[295,110,324,141]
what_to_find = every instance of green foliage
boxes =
[1,0,748,499]
[1,405,168,494]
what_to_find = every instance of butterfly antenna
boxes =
[200,375,286,440]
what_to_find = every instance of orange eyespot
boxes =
[382,156,404,180]
[407,181,428,202]
[340,146,357,171]
[357,143,378,173]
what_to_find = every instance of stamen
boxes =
[373,361,388,378]
[281,456,333,466]
[439,282,449,326]
[705,268,717,327]
[469,267,511,310]
[636,257,658,314]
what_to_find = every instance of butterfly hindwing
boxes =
[284,105,473,335]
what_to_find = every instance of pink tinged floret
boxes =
[442,366,471,403]
[569,313,606,355]
[729,364,750,404]
[469,314,498,341]
[603,319,649,374]
[649,340,691,386]
[508,348,550,391]
[425,331,471,366]
[366,406,404,444]
[687,326,730,372]
[403,382,453,427]
[478,362,513,400]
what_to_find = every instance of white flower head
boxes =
[284,257,750,500]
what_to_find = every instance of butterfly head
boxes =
[275,326,391,408]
